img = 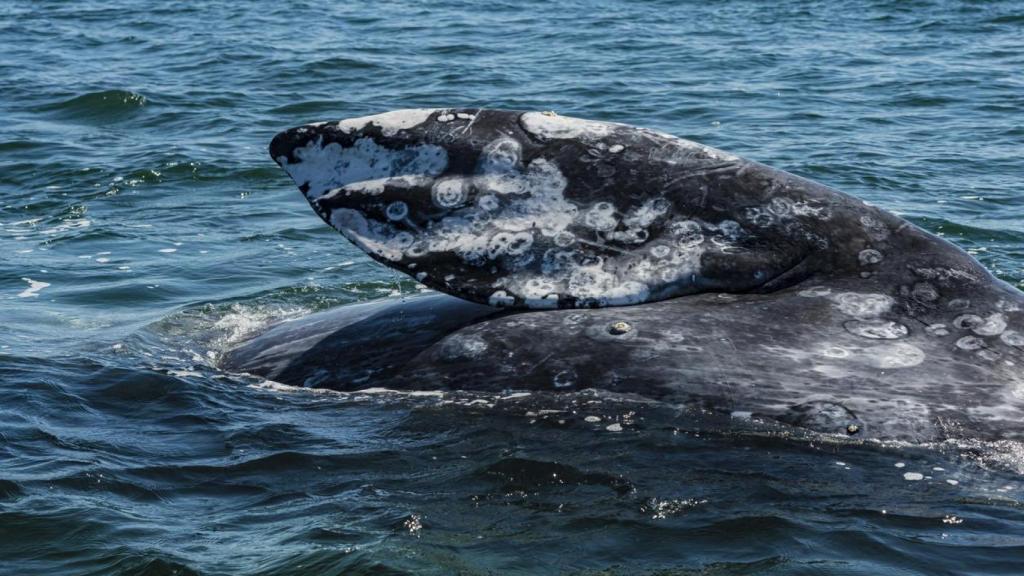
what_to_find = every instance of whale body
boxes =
[222,109,1024,442]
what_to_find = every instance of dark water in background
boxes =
[2,1,1023,574]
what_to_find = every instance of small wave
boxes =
[0,479,23,500]
[299,56,382,73]
[988,14,1024,24]
[479,456,635,495]
[887,93,960,108]
[909,216,1024,243]
[36,89,148,122]
[0,139,51,152]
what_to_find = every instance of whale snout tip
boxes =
[268,125,315,165]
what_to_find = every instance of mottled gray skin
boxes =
[225,109,1024,442]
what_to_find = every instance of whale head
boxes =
[269,109,929,309]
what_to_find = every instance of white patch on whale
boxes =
[520,112,615,140]
[972,313,1007,337]
[844,319,909,340]
[282,137,448,200]
[432,178,469,208]
[831,292,894,318]
[479,138,521,172]
[1002,330,1024,347]
[799,286,832,298]
[321,175,435,198]
[858,249,884,266]
[583,202,618,231]
[859,215,890,241]
[437,334,489,361]
[821,346,851,358]
[329,208,413,262]
[811,339,925,370]
[337,109,440,137]
[956,336,985,351]
[870,343,926,369]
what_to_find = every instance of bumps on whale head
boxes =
[270,109,908,309]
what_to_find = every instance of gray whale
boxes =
[222,109,1024,442]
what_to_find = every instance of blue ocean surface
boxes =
[2,1,1023,574]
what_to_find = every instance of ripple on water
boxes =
[34,89,148,122]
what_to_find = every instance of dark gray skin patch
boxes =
[227,109,1024,443]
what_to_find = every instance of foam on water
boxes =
[17,277,50,298]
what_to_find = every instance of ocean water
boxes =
[2,1,1023,574]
